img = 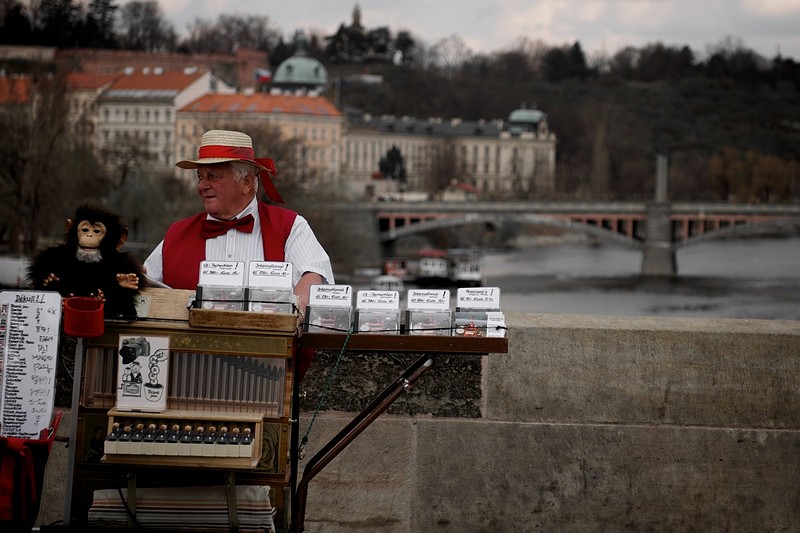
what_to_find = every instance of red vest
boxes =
[162,203,298,289]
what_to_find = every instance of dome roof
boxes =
[272,30,329,89]
[509,107,546,124]
[273,55,328,86]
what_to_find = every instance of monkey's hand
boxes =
[117,273,140,290]
[42,273,60,287]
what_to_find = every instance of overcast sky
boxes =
[154,0,800,62]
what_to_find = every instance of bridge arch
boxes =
[677,218,800,248]
[379,213,643,247]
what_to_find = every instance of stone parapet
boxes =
[36,313,800,532]
[299,313,799,532]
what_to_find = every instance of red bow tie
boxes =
[201,214,255,239]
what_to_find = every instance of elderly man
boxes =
[145,130,334,304]
[144,129,334,374]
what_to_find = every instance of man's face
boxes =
[196,163,255,220]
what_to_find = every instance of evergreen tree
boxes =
[0,1,34,45]
[378,146,407,182]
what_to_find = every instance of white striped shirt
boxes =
[144,197,334,287]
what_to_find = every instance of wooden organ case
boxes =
[68,289,297,531]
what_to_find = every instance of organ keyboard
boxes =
[102,409,263,468]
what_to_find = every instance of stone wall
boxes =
[36,313,800,532]
[298,313,800,532]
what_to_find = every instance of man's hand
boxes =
[294,271,324,333]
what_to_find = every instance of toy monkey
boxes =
[27,203,146,320]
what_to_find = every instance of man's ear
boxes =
[244,172,257,193]
[117,226,129,251]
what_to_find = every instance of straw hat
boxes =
[176,130,268,171]
[176,129,284,203]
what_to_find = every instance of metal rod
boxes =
[291,354,434,533]
[62,337,84,525]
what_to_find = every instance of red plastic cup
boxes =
[63,297,105,338]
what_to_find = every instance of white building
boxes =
[342,105,557,200]
[95,67,234,172]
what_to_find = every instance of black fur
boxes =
[27,204,146,320]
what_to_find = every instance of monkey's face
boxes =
[77,220,107,250]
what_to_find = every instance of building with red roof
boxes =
[96,67,234,171]
[177,92,343,184]
[65,72,119,147]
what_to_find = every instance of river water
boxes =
[481,236,800,321]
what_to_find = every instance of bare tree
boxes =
[99,135,156,188]
[0,72,108,254]
[183,13,278,54]
[117,0,176,52]
[428,34,472,77]
[427,137,458,193]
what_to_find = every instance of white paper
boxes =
[247,261,293,288]
[309,285,352,308]
[356,290,400,310]
[486,312,507,338]
[457,287,501,309]
[0,291,61,438]
[407,289,450,310]
[198,261,245,287]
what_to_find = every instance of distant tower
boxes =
[351,4,364,32]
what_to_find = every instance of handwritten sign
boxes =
[0,291,62,438]
[248,261,293,288]
[456,287,501,309]
[356,290,400,310]
[407,289,451,310]
[309,285,352,308]
[198,261,245,287]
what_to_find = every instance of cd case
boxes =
[304,306,353,333]
[405,310,452,336]
[355,309,401,334]
[452,311,489,337]
[246,288,295,314]
[195,286,245,311]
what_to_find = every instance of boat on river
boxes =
[382,248,483,288]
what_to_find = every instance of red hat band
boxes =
[198,144,256,162]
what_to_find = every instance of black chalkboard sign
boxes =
[0,290,62,438]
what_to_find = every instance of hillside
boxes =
[327,63,800,202]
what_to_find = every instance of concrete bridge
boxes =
[372,201,800,245]
[362,201,800,277]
